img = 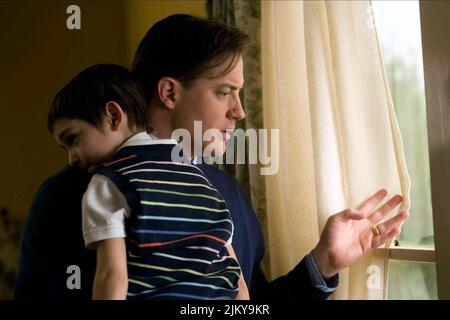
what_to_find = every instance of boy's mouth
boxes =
[79,163,96,173]
[87,164,98,173]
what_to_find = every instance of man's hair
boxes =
[132,14,250,103]
[48,64,148,134]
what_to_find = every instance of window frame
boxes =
[372,0,447,299]
[419,0,450,300]
[380,247,435,263]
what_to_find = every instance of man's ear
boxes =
[105,101,125,131]
[157,77,182,110]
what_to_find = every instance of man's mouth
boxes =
[221,129,234,141]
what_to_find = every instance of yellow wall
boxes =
[124,1,207,65]
[0,1,205,222]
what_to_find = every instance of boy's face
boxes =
[53,118,121,172]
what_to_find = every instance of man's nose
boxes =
[228,95,246,121]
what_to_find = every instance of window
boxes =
[372,0,437,299]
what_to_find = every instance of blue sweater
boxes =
[94,143,240,299]
[15,164,337,300]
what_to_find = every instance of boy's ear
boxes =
[105,101,125,131]
[157,77,182,110]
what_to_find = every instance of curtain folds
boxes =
[209,0,411,299]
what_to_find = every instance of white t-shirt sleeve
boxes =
[225,220,234,246]
[82,174,131,250]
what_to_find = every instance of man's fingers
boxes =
[343,208,366,220]
[357,189,388,214]
[374,210,409,237]
[372,227,401,248]
[368,194,403,224]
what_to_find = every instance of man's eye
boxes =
[219,91,231,97]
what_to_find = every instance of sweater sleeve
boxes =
[250,254,338,301]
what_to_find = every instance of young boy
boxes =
[47,64,249,300]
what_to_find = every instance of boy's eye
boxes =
[65,134,78,147]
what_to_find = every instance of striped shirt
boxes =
[83,133,240,300]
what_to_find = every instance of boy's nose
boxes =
[68,152,80,167]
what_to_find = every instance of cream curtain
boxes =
[261,0,411,299]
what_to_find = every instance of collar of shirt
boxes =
[144,132,200,165]
[117,131,178,152]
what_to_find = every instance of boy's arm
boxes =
[226,244,249,300]
[81,173,132,300]
[92,238,128,300]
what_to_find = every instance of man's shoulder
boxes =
[23,166,91,237]
[195,164,251,209]
[36,166,91,197]
[196,163,239,186]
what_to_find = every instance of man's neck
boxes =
[148,101,174,139]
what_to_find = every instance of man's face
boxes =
[53,118,121,172]
[171,56,246,157]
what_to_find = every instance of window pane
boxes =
[372,0,434,248]
[388,260,437,299]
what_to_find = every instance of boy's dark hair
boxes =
[132,14,250,104]
[48,64,148,134]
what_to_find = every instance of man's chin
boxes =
[203,140,227,159]
[181,140,227,161]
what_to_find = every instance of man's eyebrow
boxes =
[220,82,245,90]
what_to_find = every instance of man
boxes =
[14,14,408,300]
